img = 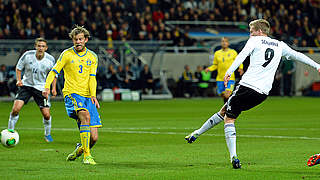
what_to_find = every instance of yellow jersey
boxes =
[208,48,243,81]
[51,47,98,97]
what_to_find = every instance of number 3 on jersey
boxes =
[79,65,83,73]
[262,48,274,67]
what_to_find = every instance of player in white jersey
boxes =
[7,38,57,142]
[185,19,320,169]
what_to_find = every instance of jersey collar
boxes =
[34,52,45,61]
[72,47,88,57]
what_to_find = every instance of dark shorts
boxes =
[226,85,267,119]
[15,86,50,108]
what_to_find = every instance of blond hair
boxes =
[249,19,270,35]
[34,37,47,46]
[68,25,90,39]
[221,37,229,42]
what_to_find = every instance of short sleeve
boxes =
[90,53,98,76]
[52,50,69,74]
[16,52,27,71]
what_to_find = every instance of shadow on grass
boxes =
[95,161,228,170]
[244,168,320,178]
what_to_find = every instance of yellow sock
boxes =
[80,125,90,157]
[76,146,83,155]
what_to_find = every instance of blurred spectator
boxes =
[0,64,9,96]
[194,65,202,82]
[184,0,198,10]
[301,39,308,47]
[198,0,210,11]
[124,64,135,89]
[313,33,320,47]
[7,65,17,97]
[128,0,143,14]
[148,0,158,11]
[198,65,211,97]
[280,57,296,97]
[130,58,143,80]
[106,64,118,89]
[139,64,155,94]
[57,25,69,40]
[138,31,147,40]
[152,8,164,23]
[0,29,4,39]
[55,4,68,26]
[194,65,202,96]
[116,65,126,88]
[178,64,194,97]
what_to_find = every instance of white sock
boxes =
[43,116,52,136]
[8,114,19,130]
[224,123,237,162]
[194,113,224,135]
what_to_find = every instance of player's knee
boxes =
[80,118,90,125]
[78,111,90,124]
[11,108,20,116]
[91,134,98,143]
[219,110,226,117]
[43,114,51,120]
[224,117,235,124]
[219,107,226,116]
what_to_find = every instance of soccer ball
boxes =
[0,129,19,148]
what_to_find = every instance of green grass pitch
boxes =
[0,97,320,179]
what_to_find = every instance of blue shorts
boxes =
[216,80,235,95]
[64,93,102,128]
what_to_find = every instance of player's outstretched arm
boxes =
[43,71,57,99]
[51,77,57,97]
[282,42,320,70]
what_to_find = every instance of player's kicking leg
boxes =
[83,127,98,165]
[66,132,97,162]
[78,110,96,165]
[66,143,83,161]
[185,105,226,144]
[69,127,99,163]
[307,154,320,167]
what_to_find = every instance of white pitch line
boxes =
[1,126,320,140]
[3,126,319,131]
[105,130,320,140]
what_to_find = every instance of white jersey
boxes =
[16,50,55,91]
[226,36,320,95]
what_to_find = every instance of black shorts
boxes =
[15,86,50,108]
[226,85,267,119]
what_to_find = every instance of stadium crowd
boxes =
[0,0,319,47]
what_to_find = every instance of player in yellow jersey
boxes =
[205,37,244,103]
[42,25,101,165]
